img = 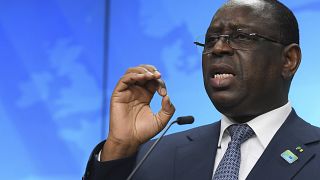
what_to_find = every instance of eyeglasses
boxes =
[194,29,284,54]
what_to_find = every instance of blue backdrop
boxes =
[1,0,319,179]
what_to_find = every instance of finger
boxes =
[155,78,167,97]
[137,65,166,96]
[143,78,167,96]
[115,73,155,92]
[145,79,159,95]
[124,66,158,86]
[126,66,159,76]
[139,64,161,76]
[154,95,175,130]
[116,65,166,95]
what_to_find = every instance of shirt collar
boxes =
[218,102,292,148]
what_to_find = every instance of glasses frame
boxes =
[194,29,284,53]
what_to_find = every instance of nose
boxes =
[210,37,234,56]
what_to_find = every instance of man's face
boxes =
[202,4,286,122]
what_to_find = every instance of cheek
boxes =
[241,53,281,91]
[202,54,209,69]
[202,55,210,80]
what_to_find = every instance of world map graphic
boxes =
[0,0,319,179]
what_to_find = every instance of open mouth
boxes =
[210,64,236,78]
[212,73,235,79]
[209,64,236,88]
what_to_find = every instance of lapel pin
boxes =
[281,150,298,164]
[296,146,304,153]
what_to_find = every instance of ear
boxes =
[281,43,301,80]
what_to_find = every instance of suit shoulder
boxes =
[164,121,220,142]
[140,121,220,152]
[298,115,320,137]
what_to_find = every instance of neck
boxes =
[227,101,289,123]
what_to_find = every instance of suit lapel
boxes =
[247,110,320,180]
[174,122,220,180]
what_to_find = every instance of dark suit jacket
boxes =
[83,110,320,180]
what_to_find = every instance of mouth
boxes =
[208,64,236,89]
[212,73,235,79]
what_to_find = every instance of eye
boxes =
[233,33,252,41]
[205,35,219,47]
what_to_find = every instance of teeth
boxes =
[214,73,234,79]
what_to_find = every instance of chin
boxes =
[211,96,271,123]
[209,89,241,105]
[208,90,247,116]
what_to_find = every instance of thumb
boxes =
[155,95,175,130]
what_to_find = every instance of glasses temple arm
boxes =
[194,41,205,47]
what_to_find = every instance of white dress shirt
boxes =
[212,102,292,180]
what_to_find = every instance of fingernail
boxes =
[161,88,167,95]
[154,70,161,76]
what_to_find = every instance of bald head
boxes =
[219,0,299,45]
[225,0,271,12]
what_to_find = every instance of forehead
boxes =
[210,1,274,33]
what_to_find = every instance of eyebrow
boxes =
[207,22,254,33]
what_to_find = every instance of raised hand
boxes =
[101,65,175,161]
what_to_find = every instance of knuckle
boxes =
[157,79,166,87]
[147,65,158,71]
[137,66,148,72]
[141,64,157,71]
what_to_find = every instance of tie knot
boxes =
[228,124,255,144]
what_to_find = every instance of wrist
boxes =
[101,137,139,161]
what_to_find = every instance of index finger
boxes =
[139,64,161,76]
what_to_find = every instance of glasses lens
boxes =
[229,32,256,50]
[204,35,219,53]
[194,32,261,53]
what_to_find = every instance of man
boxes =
[84,0,320,179]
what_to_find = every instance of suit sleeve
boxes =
[83,141,137,180]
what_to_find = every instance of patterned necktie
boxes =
[212,124,255,180]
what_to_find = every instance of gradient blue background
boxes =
[1,0,319,179]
